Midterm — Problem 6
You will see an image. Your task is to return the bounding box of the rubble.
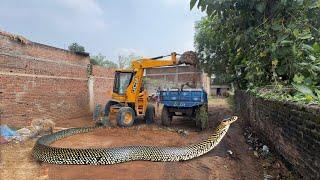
[254,151,259,158]
[263,173,273,180]
[0,125,21,142]
[0,136,8,144]
[243,126,293,179]
[177,129,189,136]
[31,118,55,137]
[244,126,269,158]
[16,128,32,141]
[0,118,55,144]
[262,145,270,156]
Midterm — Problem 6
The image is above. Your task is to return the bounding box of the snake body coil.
[32,116,237,165]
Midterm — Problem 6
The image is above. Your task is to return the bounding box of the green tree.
[68,42,85,53]
[90,53,118,68]
[192,0,320,88]
[192,0,320,103]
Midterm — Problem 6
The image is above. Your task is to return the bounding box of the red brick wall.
[145,66,202,84]
[91,65,115,110]
[235,91,320,179]
[0,34,90,127]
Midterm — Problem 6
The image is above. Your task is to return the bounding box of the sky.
[0,0,204,62]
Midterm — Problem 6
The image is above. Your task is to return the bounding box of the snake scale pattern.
[32,116,238,165]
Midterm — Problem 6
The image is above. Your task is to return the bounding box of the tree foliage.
[117,53,142,69]
[68,42,85,53]
[90,53,118,68]
[192,0,320,103]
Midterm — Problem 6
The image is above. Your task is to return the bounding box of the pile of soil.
[179,51,198,65]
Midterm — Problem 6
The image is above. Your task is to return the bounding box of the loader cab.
[113,70,134,95]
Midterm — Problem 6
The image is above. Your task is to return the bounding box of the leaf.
[276,65,286,75]
[201,2,206,12]
[277,34,289,42]
[298,62,309,66]
[304,77,313,86]
[300,34,312,40]
[312,65,320,72]
[280,0,287,5]
[293,29,300,38]
[272,59,278,67]
[292,44,297,55]
[271,23,282,31]
[270,43,277,54]
[315,89,320,98]
[309,55,316,61]
[296,0,304,6]
[280,40,293,45]
[259,51,267,57]
[292,83,315,97]
[197,0,203,9]
[298,33,312,40]
[206,5,214,16]
[235,35,241,48]
[190,0,198,10]
[256,2,266,13]
[305,94,314,102]
[293,74,304,84]
[312,42,320,52]
[302,44,314,51]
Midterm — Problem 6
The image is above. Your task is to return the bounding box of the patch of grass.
[249,86,320,105]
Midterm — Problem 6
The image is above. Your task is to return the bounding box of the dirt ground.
[0,98,293,180]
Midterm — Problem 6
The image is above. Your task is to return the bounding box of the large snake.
[32,116,238,165]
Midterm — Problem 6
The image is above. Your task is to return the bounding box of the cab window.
[113,72,133,95]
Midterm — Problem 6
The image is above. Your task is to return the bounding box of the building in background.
[210,74,230,97]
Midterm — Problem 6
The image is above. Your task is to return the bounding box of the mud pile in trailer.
[179,51,198,66]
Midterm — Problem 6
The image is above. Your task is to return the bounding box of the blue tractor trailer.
[158,89,208,130]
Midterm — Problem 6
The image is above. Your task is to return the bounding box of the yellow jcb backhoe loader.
[103,51,197,127]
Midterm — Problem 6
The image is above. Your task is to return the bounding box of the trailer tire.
[145,104,155,124]
[195,104,208,130]
[161,106,172,126]
[117,107,135,127]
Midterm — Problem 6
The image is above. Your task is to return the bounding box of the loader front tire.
[117,107,135,127]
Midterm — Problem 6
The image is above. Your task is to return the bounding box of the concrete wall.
[235,90,320,179]
[90,65,114,111]
[0,32,115,127]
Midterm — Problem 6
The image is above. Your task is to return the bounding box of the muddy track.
[1,99,292,180]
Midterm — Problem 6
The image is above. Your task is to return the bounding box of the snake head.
[221,116,238,126]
